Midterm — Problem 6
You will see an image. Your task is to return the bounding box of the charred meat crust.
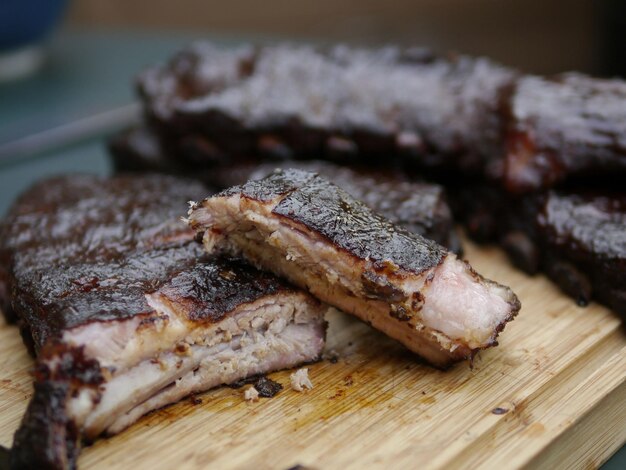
[153,257,302,322]
[212,161,462,254]
[218,169,446,276]
[538,191,626,317]
[10,381,80,470]
[11,345,103,470]
[137,43,516,170]
[10,245,199,350]
[1,174,209,348]
[503,74,626,193]
[4,174,328,469]
[253,376,283,398]
[273,181,446,277]
[130,42,626,194]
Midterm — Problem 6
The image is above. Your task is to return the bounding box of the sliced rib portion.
[189,169,520,368]
[4,175,326,470]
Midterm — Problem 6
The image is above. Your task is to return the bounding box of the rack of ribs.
[188,169,520,368]
[109,129,462,253]
[136,42,516,172]
[0,174,327,469]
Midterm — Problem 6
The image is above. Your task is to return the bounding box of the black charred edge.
[230,169,447,276]
[18,322,37,358]
[10,345,104,470]
[226,373,265,389]
[445,311,518,372]
[154,256,300,325]
[217,167,314,202]
[10,381,80,470]
[35,342,104,386]
[468,271,521,367]
[254,376,283,398]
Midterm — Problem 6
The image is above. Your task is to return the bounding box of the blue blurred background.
[0,0,67,50]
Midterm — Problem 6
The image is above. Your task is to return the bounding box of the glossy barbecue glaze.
[452,185,626,319]
[0,174,207,348]
[137,43,516,170]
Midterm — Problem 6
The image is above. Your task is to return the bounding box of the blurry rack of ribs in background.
[0,174,327,469]
[109,42,626,320]
[110,127,462,254]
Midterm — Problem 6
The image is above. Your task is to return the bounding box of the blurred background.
[67,0,626,76]
[0,0,625,211]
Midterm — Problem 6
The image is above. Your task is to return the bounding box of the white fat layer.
[62,290,315,372]
[106,321,321,434]
[67,297,326,439]
[192,194,515,354]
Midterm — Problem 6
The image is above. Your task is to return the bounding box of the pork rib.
[188,169,520,368]
[137,43,516,171]
[2,175,326,469]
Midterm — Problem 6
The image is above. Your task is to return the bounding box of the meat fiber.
[502,74,626,193]
[1,175,327,470]
[188,169,520,368]
[137,42,516,171]
[109,128,462,253]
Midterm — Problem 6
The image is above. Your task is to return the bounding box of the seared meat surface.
[189,169,520,368]
[502,74,626,193]
[137,42,516,170]
[210,161,462,254]
[1,175,327,469]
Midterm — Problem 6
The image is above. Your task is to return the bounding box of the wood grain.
[0,239,624,469]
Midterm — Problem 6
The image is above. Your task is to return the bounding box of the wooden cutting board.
[1,239,624,469]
